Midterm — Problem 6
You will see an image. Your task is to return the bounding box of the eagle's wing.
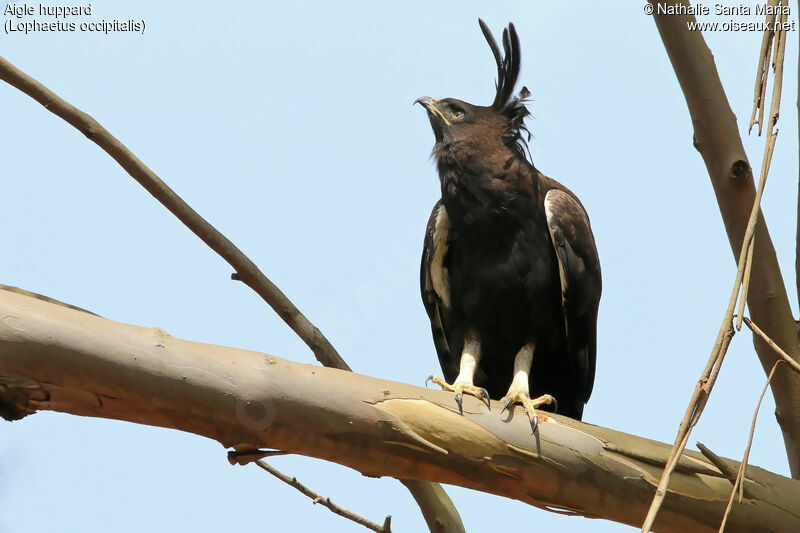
[420,201,458,382]
[544,189,602,410]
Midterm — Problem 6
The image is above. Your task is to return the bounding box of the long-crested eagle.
[416,20,601,425]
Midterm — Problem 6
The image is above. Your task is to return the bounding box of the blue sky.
[1,2,798,531]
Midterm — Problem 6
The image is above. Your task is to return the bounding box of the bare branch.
[2,290,800,532]
[253,460,392,533]
[719,360,785,533]
[399,479,465,533]
[736,239,755,331]
[766,7,788,135]
[696,443,749,492]
[0,55,466,532]
[0,54,348,372]
[643,1,794,528]
[796,0,800,313]
[228,449,399,533]
[743,317,800,375]
[736,239,754,331]
[748,0,778,135]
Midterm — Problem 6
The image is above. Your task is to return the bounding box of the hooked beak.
[414,96,451,126]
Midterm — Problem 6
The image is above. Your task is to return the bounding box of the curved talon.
[501,396,514,414]
[501,391,554,431]
[425,375,488,413]
[551,396,559,414]
[480,388,490,409]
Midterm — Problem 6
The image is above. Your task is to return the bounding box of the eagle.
[416,20,601,425]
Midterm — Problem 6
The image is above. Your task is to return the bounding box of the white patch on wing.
[431,204,452,308]
[544,190,570,306]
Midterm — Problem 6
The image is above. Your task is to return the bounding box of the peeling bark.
[1,291,799,532]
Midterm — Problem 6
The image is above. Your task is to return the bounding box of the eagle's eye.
[452,108,465,120]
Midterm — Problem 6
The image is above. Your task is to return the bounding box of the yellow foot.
[500,392,557,431]
[425,375,490,413]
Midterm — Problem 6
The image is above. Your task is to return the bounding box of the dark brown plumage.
[417,20,601,422]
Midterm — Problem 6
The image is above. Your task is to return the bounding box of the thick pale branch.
[650,0,800,479]
[1,291,799,532]
[0,55,464,532]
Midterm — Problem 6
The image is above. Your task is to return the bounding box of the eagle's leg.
[426,331,490,413]
[500,343,555,431]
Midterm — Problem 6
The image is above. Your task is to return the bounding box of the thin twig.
[739,3,786,331]
[718,360,785,532]
[748,0,778,135]
[742,317,800,375]
[254,460,392,533]
[703,312,800,530]
[641,7,787,530]
[736,239,754,330]
[0,55,349,372]
[767,7,788,130]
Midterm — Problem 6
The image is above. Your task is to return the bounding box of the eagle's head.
[416,20,531,165]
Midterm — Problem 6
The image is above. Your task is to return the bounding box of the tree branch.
[644,6,791,527]
[743,317,800,375]
[650,0,800,480]
[796,0,800,315]
[748,0,778,135]
[0,55,465,532]
[0,54,347,372]
[252,459,392,533]
[2,291,800,532]
[719,360,785,532]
